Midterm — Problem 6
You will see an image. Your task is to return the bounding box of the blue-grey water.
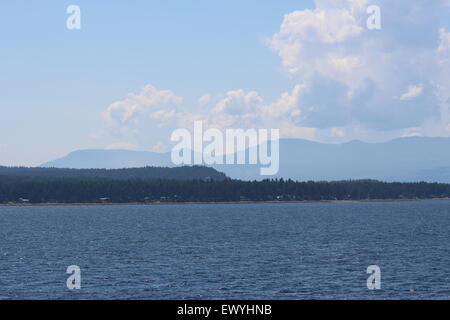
[0,201,449,300]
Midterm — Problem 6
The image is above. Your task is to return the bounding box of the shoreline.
[1,198,450,207]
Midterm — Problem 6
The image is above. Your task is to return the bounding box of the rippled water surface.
[0,201,449,299]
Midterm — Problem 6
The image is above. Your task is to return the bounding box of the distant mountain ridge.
[41,149,170,169]
[40,137,450,182]
[0,166,227,181]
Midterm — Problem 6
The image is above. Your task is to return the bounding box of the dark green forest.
[1,166,450,203]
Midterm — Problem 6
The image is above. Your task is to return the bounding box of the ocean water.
[0,201,449,300]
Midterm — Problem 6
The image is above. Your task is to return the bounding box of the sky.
[1,0,450,166]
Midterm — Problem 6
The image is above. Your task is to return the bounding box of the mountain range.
[0,166,227,181]
[41,137,450,182]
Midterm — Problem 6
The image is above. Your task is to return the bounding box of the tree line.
[1,175,450,204]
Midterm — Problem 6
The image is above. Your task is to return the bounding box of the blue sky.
[1,0,450,166]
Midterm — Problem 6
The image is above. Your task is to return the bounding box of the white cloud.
[150,142,168,153]
[269,1,365,75]
[402,130,422,138]
[279,8,363,44]
[212,90,263,115]
[264,85,304,119]
[400,85,423,101]
[331,128,346,137]
[100,1,450,148]
[150,109,178,120]
[438,28,450,62]
[268,0,450,134]
[102,85,182,129]
[198,93,212,106]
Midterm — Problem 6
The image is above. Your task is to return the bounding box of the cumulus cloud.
[269,0,450,133]
[150,142,168,153]
[107,84,315,141]
[270,2,364,75]
[402,129,422,138]
[198,93,212,106]
[331,127,346,137]
[400,85,423,101]
[195,86,316,139]
[438,28,450,56]
[101,0,450,148]
[102,85,182,131]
